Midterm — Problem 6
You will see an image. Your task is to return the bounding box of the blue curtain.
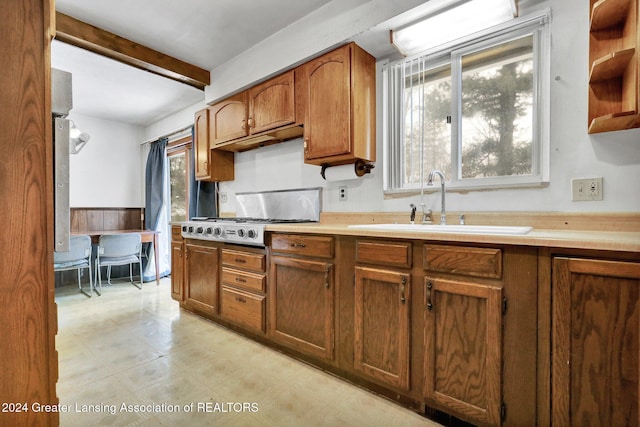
[188,127,217,219]
[144,137,170,280]
[145,137,168,230]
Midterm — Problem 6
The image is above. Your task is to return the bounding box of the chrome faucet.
[427,170,446,225]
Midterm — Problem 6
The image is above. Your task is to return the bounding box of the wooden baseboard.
[71,207,144,232]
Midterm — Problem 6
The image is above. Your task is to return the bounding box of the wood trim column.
[0,0,58,425]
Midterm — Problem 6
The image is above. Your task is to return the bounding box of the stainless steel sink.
[347,223,533,235]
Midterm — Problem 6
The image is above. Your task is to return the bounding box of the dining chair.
[95,233,143,295]
[54,234,93,297]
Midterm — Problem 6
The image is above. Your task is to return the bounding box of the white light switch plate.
[571,177,603,201]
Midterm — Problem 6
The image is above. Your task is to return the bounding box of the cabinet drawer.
[270,234,334,258]
[171,225,183,241]
[222,268,266,293]
[424,244,502,279]
[221,249,265,272]
[220,286,265,333]
[356,240,412,269]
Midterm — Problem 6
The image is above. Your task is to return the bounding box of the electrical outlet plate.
[339,185,347,201]
[220,192,228,203]
[571,177,603,201]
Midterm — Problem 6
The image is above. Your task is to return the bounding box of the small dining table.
[77,229,160,284]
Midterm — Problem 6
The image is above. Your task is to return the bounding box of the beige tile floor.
[55,277,439,427]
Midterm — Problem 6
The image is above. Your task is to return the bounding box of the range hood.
[213,124,303,152]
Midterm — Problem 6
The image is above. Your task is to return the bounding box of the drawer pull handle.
[401,276,406,304]
[235,258,246,263]
[235,277,247,283]
[426,281,433,311]
[324,264,332,289]
[235,296,246,303]
[290,243,306,248]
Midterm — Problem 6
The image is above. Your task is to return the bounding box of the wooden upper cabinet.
[210,92,249,145]
[304,45,351,161]
[248,70,296,134]
[210,70,303,152]
[193,107,234,182]
[194,108,210,179]
[588,0,640,133]
[303,42,376,166]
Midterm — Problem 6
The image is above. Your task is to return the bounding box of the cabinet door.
[248,70,295,134]
[354,267,410,390]
[171,241,184,301]
[210,92,248,145]
[303,44,351,160]
[194,108,210,179]
[269,255,334,360]
[552,257,639,426]
[424,278,503,426]
[184,243,219,315]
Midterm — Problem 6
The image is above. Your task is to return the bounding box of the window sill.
[384,179,549,198]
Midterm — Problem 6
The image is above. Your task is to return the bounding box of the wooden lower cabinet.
[220,286,265,332]
[170,225,184,302]
[184,242,219,315]
[354,266,410,390]
[269,255,334,360]
[171,241,184,301]
[219,246,267,333]
[174,234,543,426]
[423,277,503,426]
[552,257,640,426]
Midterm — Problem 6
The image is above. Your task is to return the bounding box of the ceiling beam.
[54,12,210,90]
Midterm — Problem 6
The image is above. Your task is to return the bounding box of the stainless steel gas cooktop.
[181,188,321,247]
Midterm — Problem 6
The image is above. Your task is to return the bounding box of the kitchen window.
[167,137,192,222]
[383,11,550,193]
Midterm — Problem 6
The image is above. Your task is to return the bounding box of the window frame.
[166,135,192,223]
[383,10,550,195]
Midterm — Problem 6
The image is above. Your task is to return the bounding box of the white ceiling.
[53,0,335,126]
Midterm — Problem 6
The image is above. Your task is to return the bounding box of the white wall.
[205,0,426,102]
[156,0,640,215]
[143,100,207,141]
[68,112,144,207]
